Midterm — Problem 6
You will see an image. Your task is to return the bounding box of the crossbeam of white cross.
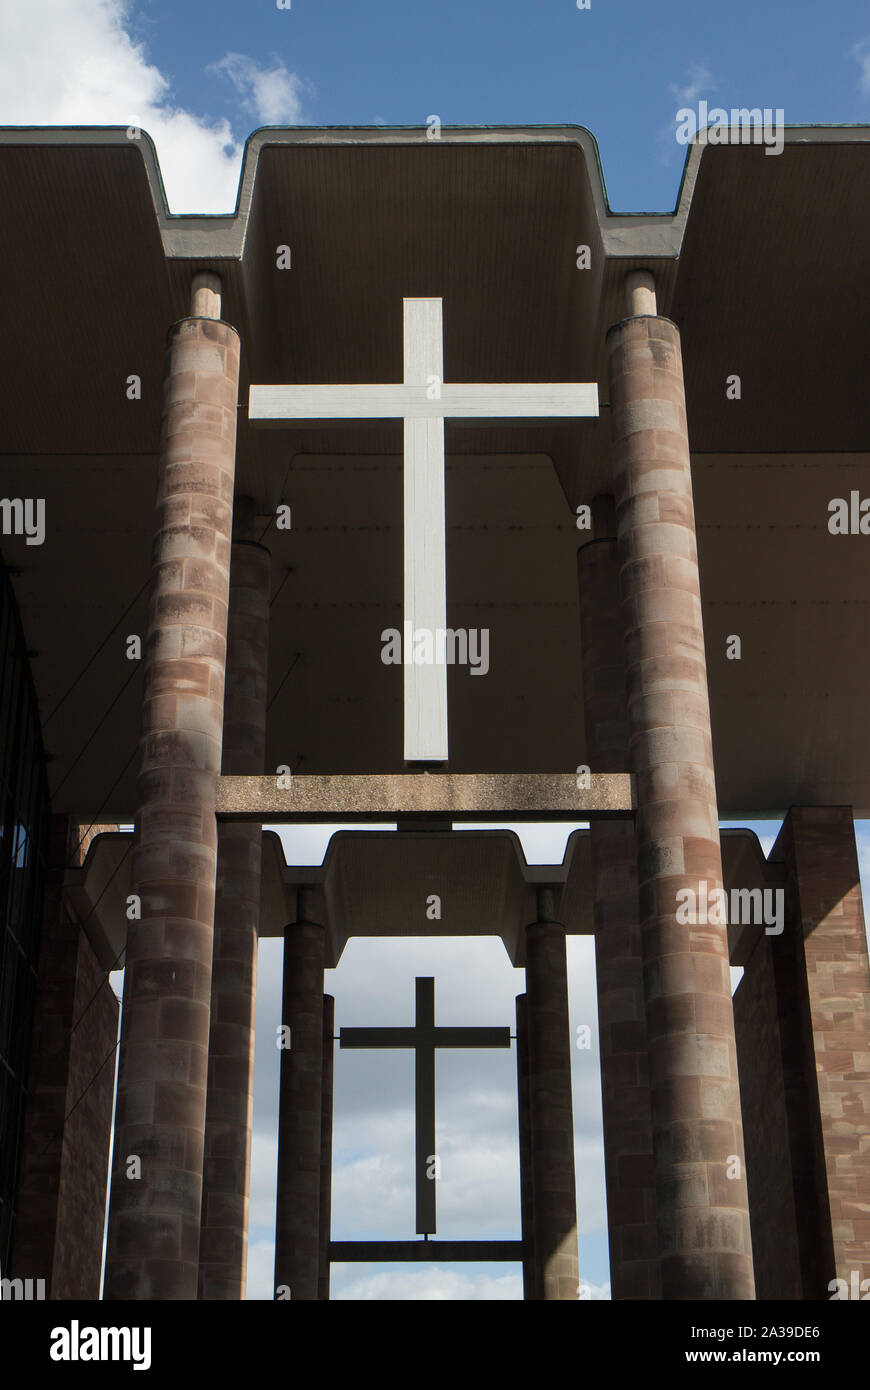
[249,299,598,762]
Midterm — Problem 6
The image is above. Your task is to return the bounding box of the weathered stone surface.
[736,808,870,1297]
[104,313,240,1301]
[607,312,754,1300]
[216,771,635,820]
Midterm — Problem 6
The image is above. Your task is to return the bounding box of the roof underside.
[0,125,867,818]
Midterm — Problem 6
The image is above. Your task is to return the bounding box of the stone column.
[10,816,118,1298]
[515,993,537,1299]
[734,810,870,1298]
[773,808,870,1295]
[104,273,240,1301]
[606,269,754,1299]
[318,994,335,1301]
[732,929,805,1298]
[578,504,659,1300]
[274,891,326,1301]
[198,536,270,1300]
[524,888,579,1300]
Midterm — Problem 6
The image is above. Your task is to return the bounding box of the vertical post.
[578,503,659,1299]
[10,817,118,1298]
[515,993,537,1299]
[775,808,870,1295]
[606,270,754,1299]
[415,977,436,1234]
[525,887,579,1300]
[403,299,447,763]
[104,272,239,1300]
[733,810,870,1299]
[732,931,805,1297]
[198,535,270,1300]
[274,890,326,1300]
[318,994,335,1301]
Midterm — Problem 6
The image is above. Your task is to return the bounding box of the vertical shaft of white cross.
[248,297,598,764]
[403,299,448,762]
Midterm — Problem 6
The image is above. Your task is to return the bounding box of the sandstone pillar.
[198,537,270,1300]
[578,507,658,1299]
[318,994,335,1301]
[606,270,754,1299]
[733,927,805,1298]
[104,273,240,1300]
[274,893,326,1300]
[525,889,579,1299]
[767,808,869,1296]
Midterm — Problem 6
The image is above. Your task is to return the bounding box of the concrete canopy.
[69,823,767,969]
[0,124,867,818]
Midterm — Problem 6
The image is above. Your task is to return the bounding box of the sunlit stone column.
[606,270,754,1299]
[525,888,579,1300]
[198,533,270,1300]
[104,272,240,1300]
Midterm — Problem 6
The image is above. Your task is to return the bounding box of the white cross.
[249,299,599,763]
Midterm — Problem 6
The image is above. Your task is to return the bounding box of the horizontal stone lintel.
[329,1240,525,1263]
[215,773,635,821]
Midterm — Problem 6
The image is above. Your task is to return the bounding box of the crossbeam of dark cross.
[339,976,511,1235]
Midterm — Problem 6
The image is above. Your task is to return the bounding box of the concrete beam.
[215,772,635,821]
[720,828,786,967]
[329,1240,524,1262]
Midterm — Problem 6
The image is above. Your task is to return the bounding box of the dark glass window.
[0,560,49,1273]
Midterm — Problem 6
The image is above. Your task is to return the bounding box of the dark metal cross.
[339,976,511,1234]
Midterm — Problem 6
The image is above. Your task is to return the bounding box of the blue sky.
[130,0,870,210]
[2,1,868,213]
[4,0,868,1303]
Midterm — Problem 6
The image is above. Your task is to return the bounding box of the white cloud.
[331,1265,522,1301]
[853,38,870,93]
[581,1278,611,1301]
[657,64,717,166]
[328,1266,610,1301]
[0,0,309,212]
[668,63,716,107]
[211,53,308,126]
